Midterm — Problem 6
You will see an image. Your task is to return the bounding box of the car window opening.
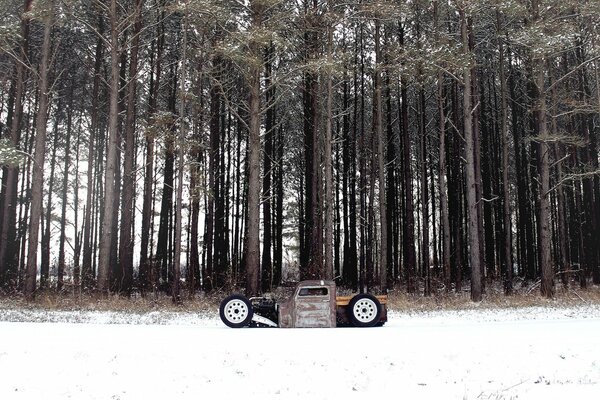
[298,287,328,297]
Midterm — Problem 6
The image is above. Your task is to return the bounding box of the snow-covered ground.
[1,306,599,399]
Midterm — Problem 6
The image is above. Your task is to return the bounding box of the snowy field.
[1,306,599,399]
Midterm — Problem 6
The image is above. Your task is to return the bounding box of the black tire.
[347,294,381,328]
[219,294,254,328]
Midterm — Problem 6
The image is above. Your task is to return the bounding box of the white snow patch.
[1,306,599,399]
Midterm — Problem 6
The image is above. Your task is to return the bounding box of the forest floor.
[0,279,599,317]
[0,283,599,399]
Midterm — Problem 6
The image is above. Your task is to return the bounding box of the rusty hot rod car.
[219,280,387,328]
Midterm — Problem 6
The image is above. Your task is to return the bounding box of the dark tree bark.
[342,27,358,289]
[302,0,323,281]
[155,70,177,291]
[118,0,144,295]
[41,109,61,289]
[531,0,554,298]
[97,0,122,294]
[261,45,277,292]
[549,71,569,288]
[273,124,284,287]
[358,21,367,292]
[72,97,83,291]
[374,19,388,291]
[214,103,229,288]
[25,3,54,298]
[244,0,263,296]
[497,10,513,294]
[324,15,334,282]
[139,6,164,294]
[188,66,204,295]
[0,0,32,290]
[172,12,188,304]
[261,44,274,292]
[460,6,482,302]
[204,75,217,290]
[58,86,75,291]
[82,14,104,290]
[383,28,398,287]
[419,87,429,296]
[17,108,35,290]
[399,21,417,294]
[435,0,451,292]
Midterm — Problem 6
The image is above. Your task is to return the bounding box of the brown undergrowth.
[386,280,600,312]
[0,280,599,314]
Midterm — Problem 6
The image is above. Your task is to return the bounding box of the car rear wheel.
[348,294,381,327]
[220,294,254,328]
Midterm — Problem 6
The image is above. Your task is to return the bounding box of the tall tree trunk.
[497,10,513,294]
[97,0,121,294]
[399,20,417,293]
[324,13,334,281]
[383,28,397,287]
[358,22,367,292]
[155,70,177,291]
[261,45,274,291]
[214,105,229,288]
[139,7,164,294]
[593,47,600,285]
[72,109,83,290]
[172,12,187,303]
[204,52,219,291]
[549,71,569,287]
[41,111,60,288]
[232,107,242,284]
[435,1,451,292]
[273,124,284,286]
[468,19,485,289]
[301,23,313,273]
[531,0,553,298]
[342,28,358,289]
[17,111,35,290]
[0,0,32,290]
[303,0,323,280]
[25,3,54,298]
[82,15,104,290]
[574,40,598,288]
[188,68,204,295]
[374,20,387,291]
[419,87,429,296]
[118,0,143,295]
[58,87,75,291]
[460,6,482,302]
[245,0,263,296]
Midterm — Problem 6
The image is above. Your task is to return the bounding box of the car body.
[219,280,388,328]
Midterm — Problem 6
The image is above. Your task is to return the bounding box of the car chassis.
[219,280,387,328]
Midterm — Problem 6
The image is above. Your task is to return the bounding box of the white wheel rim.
[353,298,377,323]
[224,299,249,324]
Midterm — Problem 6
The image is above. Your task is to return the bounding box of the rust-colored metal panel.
[278,281,336,328]
[277,281,387,328]
[293,281,336,328]
[278,300,293,328]
[336,295,388,306]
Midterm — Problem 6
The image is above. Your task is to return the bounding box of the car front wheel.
[219,294,254,328]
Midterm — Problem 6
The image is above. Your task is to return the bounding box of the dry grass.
[386,281,600,313]
[0,289,224,313]
[1,281,599,314]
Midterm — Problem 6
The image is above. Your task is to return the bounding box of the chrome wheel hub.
[353,298,377,323]
[224,299,249,323]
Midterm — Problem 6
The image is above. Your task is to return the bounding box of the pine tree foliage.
[0,0,598,299]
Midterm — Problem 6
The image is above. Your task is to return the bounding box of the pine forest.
[0,0,599,303]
